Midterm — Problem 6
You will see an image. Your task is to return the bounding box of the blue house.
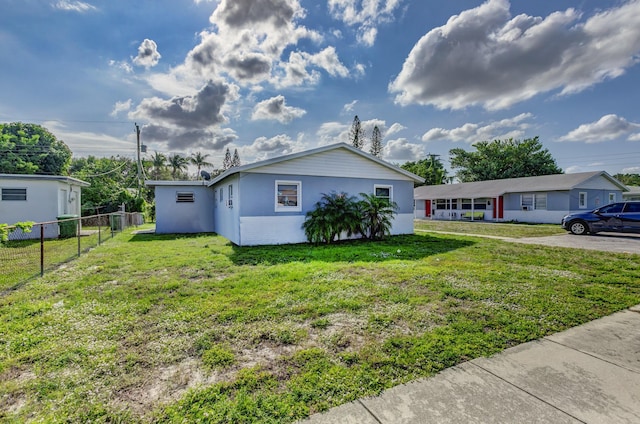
[414,171,628,224]
[147,143,424,245]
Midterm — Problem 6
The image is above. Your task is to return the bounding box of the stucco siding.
[252,149,415,181]
[507,210,567,224]
[568,188,623,210]
[575,175,622,191]
[239,215,307,246]
[212,174,240,244]
[154,186,214,234]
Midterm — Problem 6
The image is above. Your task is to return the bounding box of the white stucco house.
[0,173,90,238]
[147,143,424,246]
[414,171,628,224]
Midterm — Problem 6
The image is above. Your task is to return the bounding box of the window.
[220,187,223,203]
[435,199,457,209]
[1,188,27,201]
[176,191,195,203]
[521,193,547,210]
[579,192,587,208]
[609,193,616,203]
[461,199,472,210]
[625,202,640,213]
[374,185,392,201]
[228,184,233,199]
[275,181,301,212]
[473,199,487,210]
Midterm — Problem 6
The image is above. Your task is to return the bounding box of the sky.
[1,0,640,177]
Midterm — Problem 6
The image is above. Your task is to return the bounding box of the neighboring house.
[414,171,627,224]
[147,143,424,246]
[0,173,90,238]
[623,186,640,201]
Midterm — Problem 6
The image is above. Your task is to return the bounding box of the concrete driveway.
[508,232,640,254]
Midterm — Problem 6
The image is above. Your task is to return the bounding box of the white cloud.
[383,138,425,162]
[110,99,132,117]
[109,60,133,74]
[43,121,135,157]
[386,123,406,137]
[53,1,97,12]
[316,121,349,145]
[390,0,640,110]
[421,113,532,143]
[238,133,308,162]
[558,114,640,143]
[621,166,640,173]
[342,100,358,113]
[133,39,161,69]
[328,0,403,46]
[251,95,306,123]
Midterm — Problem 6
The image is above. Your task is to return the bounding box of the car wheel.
[569,220,588,235]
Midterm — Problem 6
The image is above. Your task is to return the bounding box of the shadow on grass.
[127,232,217,242]
[229,234,475,265]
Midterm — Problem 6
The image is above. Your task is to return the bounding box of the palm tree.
[168,154,189,180]
[358,193,398,240]
[149,151,167,180]
[190,152,213,179]
[302,192,361,244]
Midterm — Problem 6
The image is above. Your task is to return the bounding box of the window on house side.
[275,181,301,212]
[176,191,195,203]
[1,188,27,201]
[374,185,392,201]
[609,193,616,203]
[579,192,587,208]
[228,184,233,199]
[534,194,547,210]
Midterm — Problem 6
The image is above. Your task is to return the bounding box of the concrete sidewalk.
[301,305,640,424]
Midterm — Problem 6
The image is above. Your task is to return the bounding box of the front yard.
[1,224,639,422]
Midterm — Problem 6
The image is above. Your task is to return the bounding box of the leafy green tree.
[70,156,146,214]
[0,122,72,175]
[358,193,398,240]
[302,192,362,244]
[231,149,241,167]
[190,151,213,179]
[614,173,640,186]
[369,125,382,158]
[168,154,189,180]
[349,115,364,149]
[449,137,562,182]
[222,148,232,170]
[401,154,447,186]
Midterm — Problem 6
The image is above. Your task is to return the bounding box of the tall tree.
[401,154,448,186]
[369,125,382,158]
[168,154,189,180]
[614,173,640,186]
[0,122,72,175]
[449,137,562,183]
[222,148,232,170]
[149,151,168,180]
[190,151,212,179]
[231,149,241,167]
[348,115,364,149]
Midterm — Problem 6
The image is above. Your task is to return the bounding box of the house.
[147,143,424,246]
[414,171,628,224]
[0,173,90,238]
[623,186,640,201]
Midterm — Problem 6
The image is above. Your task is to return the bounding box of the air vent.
[176,192,195,203]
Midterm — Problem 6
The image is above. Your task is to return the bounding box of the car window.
[624,203,640,213]
[598,203,624,213]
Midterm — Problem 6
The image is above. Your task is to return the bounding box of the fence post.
[77,217,81,257]
[98,215,102,245]
[40,224,44,277]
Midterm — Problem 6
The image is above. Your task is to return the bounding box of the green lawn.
[414,219,566,238]
[1,227,638,423]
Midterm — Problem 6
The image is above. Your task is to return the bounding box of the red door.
[425,200,431,217]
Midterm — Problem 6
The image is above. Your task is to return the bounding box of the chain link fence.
[0,212,144,293]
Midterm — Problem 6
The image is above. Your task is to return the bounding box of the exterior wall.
[232,173,415,246]
[154,185,214,234]
[1,179,84,239]
[567,188,623,210]
[211,174,240,244]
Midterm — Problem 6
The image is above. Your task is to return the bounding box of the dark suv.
[561,201,640,235]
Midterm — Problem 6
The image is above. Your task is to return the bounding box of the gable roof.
[0,173,90,187]
[207,143,425,186]
[414,171,627,199]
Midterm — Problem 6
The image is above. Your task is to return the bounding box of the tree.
[149,151,168,180]
[222,148,232,170]
[168,154,189,180]
[348,115,364,149]
[401,154,447,186]
[0,122,72,175]
[231,149,241,167]
[449,137,562,182]
[358,193,398,240]
[369,125,382,158]
[302,192,362,244]
[190,151,212,179]
[614,173,640,186]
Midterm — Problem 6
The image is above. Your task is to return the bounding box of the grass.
[1,225,638,423]
[414,219,566,238]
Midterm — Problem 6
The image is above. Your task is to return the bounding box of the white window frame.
[534,193,547,210]
[275,180,302,212]
[579,192,587,209]
[520,193,547,210]
[1,188,27,201]
[608,193,616,203]
[374,184,393,201]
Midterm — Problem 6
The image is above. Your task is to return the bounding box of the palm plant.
[168,154,189,180]
[149,151,167,180]
[190,152,213,179]
[358,193,398,240]
[302,192,361,244]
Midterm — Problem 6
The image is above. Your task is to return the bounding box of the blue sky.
[1,0,639,177]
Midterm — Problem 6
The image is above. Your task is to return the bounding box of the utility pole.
[135,123,142,198]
